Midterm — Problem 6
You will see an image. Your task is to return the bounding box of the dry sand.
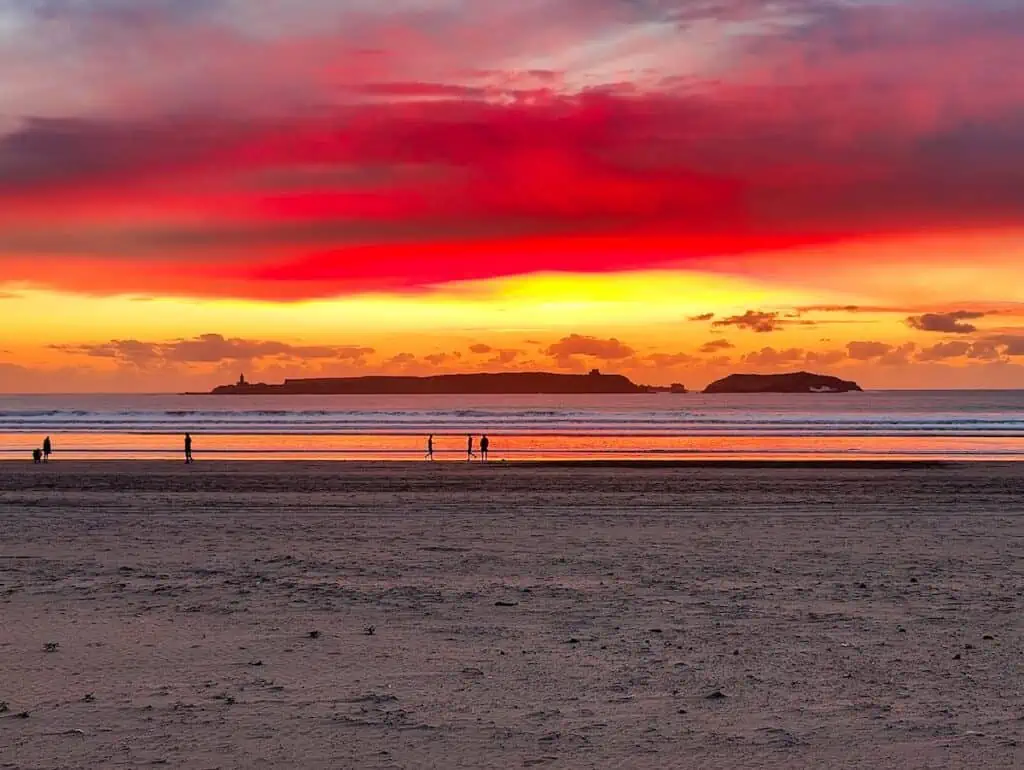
[1,461,1022,769]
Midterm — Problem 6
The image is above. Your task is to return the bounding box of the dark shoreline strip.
[1,458,953,468]
[515,460,950,469]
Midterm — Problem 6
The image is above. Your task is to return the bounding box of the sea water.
[1,391,1023,460]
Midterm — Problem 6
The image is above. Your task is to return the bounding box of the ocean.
[2,390,1024,460]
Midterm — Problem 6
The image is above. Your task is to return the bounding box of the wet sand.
[1,461,1022,768]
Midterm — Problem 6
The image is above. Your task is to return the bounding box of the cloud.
[645,352,699,367]
[846,341,893,361]
[699,338,734,353]
[906,311,986,334]
[469,344,493,354]
[917,341,972,361]
[57,339,163,366]
[916,337,1019,362]
[0,2,1022,298]
[977,335,1024,357]
[688,313,715,322]
[741,346,806,366]
[713,310,783,333]
[54,334,374,367]
[424,351,461,366]
[879,343,917,366]
[487,349,522,365]
[545,334,635,361]
[795,304,905,314]
[965,339,1005,361]
[797,305,866,313]
[804,349,845,366]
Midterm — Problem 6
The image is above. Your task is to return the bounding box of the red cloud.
[0,2,1021,299]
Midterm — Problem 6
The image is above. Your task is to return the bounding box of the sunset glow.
[2,1,1024,391]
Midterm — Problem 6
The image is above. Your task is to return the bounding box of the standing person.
[466,434,475,462]
[426,434,434,461]
[32,448,42,464]
[184,433,193,464]
[480,434,490,462]
[42,436,52,463]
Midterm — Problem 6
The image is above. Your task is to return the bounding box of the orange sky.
[2,1,1024,391]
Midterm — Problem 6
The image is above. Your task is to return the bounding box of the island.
[703,371,862,394]
[198,369,656,395]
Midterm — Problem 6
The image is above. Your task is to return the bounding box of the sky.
[1,0,1023,392]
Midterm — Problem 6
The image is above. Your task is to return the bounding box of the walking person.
[42,436,52,463]
[426,434,434,461]
[184,433,194,464]
[466,434,475,462]
[480,434,489,462]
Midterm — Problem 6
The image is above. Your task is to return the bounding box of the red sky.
[1,0,1024,391]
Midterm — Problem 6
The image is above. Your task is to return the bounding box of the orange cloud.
[907,311,986,334]
[53,334,374,367]
[545,334,635,363]
[700,339,735,353]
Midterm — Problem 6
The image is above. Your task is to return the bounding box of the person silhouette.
[466,434,475,462]
[184,433,193,464]
[480,434,489,462]
[32,447,42,464]
[42,436,52,463]
[426,434,434,461]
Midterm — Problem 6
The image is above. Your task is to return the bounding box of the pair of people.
[469,434,490,462]
[424,434,491,461]
[32,436,52,463]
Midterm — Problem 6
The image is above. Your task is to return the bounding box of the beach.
[1,461,1022,769]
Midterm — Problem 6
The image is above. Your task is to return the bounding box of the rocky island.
[200,369,652,395]
[703,371,863,394]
